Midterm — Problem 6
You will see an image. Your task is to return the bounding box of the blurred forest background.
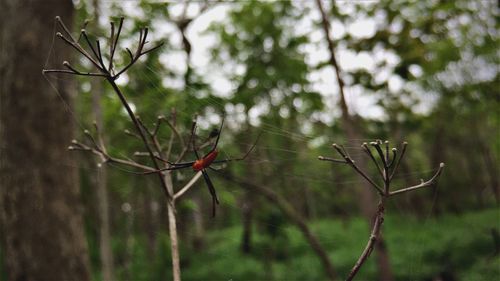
[1,0,499,281]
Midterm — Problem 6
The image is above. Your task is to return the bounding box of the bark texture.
[0,1,90,280]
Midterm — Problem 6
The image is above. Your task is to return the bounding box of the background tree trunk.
[0,1,91,280]
[90,0,115,279]
[315,1,393,279]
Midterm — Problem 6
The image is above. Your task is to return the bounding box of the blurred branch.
[68,137,154,172]
[216,170,338,281]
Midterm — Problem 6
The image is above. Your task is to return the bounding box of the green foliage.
[63,1,500,281]
[90,208,498,281]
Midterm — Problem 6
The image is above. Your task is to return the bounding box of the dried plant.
[319,140,444,281]
[43,17,206,281]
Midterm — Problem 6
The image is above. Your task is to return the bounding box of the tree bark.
[90,0,115,279]
[481,144,499,204]
[240,194,254,254]
[0,1,91,280]
[315,1,393,280]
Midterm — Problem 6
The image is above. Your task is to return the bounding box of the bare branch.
[332,144,384,195]
[83,129,102,153]
[80,30,101,66]
[55,32,104,71]
[141,41,165,55]
[387,148,397,168]
[95,39,106,68]
[112,28,164,79]
[362,142,384,177]
[109,17,124,73]
[42,69,107,77]
[124,129,141,141]
[136,117,153,137]
[55,16,76,42]
[317,156,346,163]
[346,201,385,281]
[370,141,387,169]
[173,171,203,200]
[389,163,445,197]
[385,141,390,165]
[152,115,164,137]
[389,141,408,181]
[69,139,155,172]
[93,121,107,154]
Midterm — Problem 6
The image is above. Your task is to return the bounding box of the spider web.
[39,7,455,281]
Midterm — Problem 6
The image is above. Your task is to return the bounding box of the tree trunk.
[240,190,254,254]
[0,1,91,280]
[315,1,393,279]
[90,0,115,279]
[237,130,258,254]
[476,133,499,204]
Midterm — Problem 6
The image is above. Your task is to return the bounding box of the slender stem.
[110,18,124,71]
[333,144,384,194]
[106,78,170,198]
[387,148,397,168]
[174,171,203,200]
[95,40,106,68]
[69,141,155,172]
[390,142,407,181]
[55,16,76,42]
[318,156,347,163]
[385,141,390,165]
[346,200,385,281]
[167,200,181,281]
[81,30,101,65]
[389,163,445,197]
[43,69,107,77]
[371,142,387,169]
[56,32,103,71]
[362,143,384,178]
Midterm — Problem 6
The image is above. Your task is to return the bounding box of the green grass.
[180,208,500,281]
[89,207,499,281]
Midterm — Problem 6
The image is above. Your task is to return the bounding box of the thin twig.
[333,144,384,194]
[56,32,104,71]
[174,171,203,200]
[361,143,384,178]
[389,163,445,197]
[42,69,107,77]
[69,140,155,172]
[389,142,408,181]
[55,16,76,42]
[346,201,385,281]
[371,141,387,169]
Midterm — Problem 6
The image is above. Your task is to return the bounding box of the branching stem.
[319,140,444,281]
